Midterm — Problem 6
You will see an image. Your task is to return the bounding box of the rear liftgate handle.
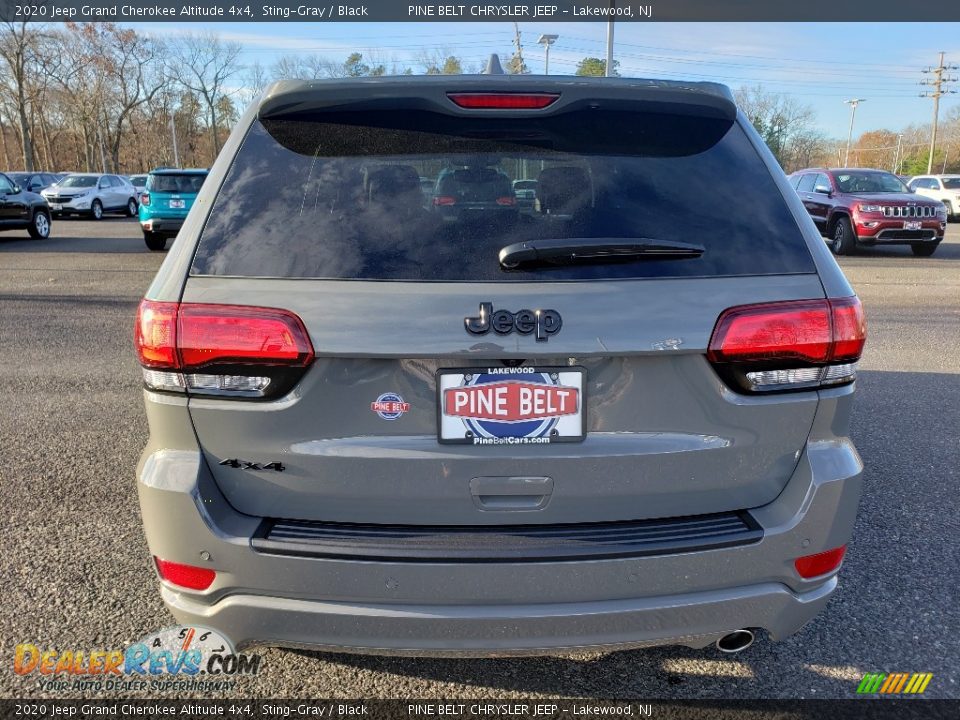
[469,476,554,512]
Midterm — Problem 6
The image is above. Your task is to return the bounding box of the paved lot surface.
[1,219,958,700]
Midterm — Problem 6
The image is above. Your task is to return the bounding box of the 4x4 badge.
[465,302,562,341]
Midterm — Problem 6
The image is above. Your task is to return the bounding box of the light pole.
[537,34,558,75]
[605,2,616,77]
[843,98,866,168]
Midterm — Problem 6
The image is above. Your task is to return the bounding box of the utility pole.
[170,112,180,167]
[893,133,903,174]
[605,1,616,77]
[920,52,958,174]
[512,22,525,74]
[843,99,866,168]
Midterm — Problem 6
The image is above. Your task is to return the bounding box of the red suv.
[789,168,946,256]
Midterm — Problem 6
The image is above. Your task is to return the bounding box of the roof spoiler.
[258,76,737,124]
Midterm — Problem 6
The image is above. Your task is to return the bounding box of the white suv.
[908,175,960,220]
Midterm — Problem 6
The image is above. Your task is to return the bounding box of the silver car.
[42,173,138,219]
[135,73,866,656]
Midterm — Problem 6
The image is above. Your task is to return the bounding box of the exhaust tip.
[716,629,755,654]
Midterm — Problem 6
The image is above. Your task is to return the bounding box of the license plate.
[51,204,62,211]
[437,367,585,445]
[904,220,922,230]
[169,199,185,209]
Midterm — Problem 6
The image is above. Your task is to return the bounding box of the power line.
[920,52,958,173]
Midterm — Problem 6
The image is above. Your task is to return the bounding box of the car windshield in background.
[7,173,28,185]
[192,110,814,282]
[131,175,148,185]
[148,174,205,193]
[942,178,960,189]
[834,171,908,193]
[59,176,97,188]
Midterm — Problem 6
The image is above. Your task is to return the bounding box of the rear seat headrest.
[366,165,422,204]
[537,166,592,215]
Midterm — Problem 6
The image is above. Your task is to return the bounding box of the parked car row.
[0,168,208,248]
[788,167,950,256]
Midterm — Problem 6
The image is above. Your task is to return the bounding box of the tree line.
[2,22,958,176]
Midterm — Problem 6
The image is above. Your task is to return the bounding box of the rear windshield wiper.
[498,238,704,270]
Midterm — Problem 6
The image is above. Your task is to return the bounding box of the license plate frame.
[169,199,185,209]
[51,203,62,211]
[904,220,922,231]
[437,366,586,445]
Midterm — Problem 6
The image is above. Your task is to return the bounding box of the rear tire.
[91,200,103,220]
[126,198,138,217]
[830,216,856,255]
[911,242,939,257]
[28,209,51,239]
[144,232,167,252]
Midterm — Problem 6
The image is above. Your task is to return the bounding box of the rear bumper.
[140,216,184,236]
[163,578,836,656]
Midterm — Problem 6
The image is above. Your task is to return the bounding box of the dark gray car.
[135,74,866,656]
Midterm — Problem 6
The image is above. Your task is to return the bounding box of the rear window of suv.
[148,173,206,194]
[191,108,815,281]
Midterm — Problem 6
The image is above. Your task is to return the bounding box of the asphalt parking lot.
[1,218,958,700]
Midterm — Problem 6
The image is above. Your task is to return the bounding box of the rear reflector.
[154,557,216,590]
[708,297,866,392]
[447,92,560,109]
[794,545,847,579]
[496,196,517,206]
[432,195,456,206]
[135,300,314,399]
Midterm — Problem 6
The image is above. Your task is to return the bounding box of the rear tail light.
[496,196,517,206]
[433,195,456,206]
[135,300,314,399]
[794,545,847,579]
[140,191,150,206]
[447,92,560,109]
[154,557,216,591]
[708,297,865,393]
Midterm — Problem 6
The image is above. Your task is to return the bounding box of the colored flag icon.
[857,672,932,694]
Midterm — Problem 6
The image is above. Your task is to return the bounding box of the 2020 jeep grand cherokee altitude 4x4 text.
[135,74,866,656]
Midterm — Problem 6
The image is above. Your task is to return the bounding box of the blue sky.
[128,21,960,138]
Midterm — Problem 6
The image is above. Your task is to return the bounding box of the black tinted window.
[148,173,206,193]
[192,111,814,281]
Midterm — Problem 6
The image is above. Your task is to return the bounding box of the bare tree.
[171,32,242,161]
[735,85,818,169]
[0,22,43,170]
[415,48,464,75]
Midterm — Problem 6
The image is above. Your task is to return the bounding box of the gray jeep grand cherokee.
[135,74,866,656]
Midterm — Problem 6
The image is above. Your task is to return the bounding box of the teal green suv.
[138,169,207,251]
